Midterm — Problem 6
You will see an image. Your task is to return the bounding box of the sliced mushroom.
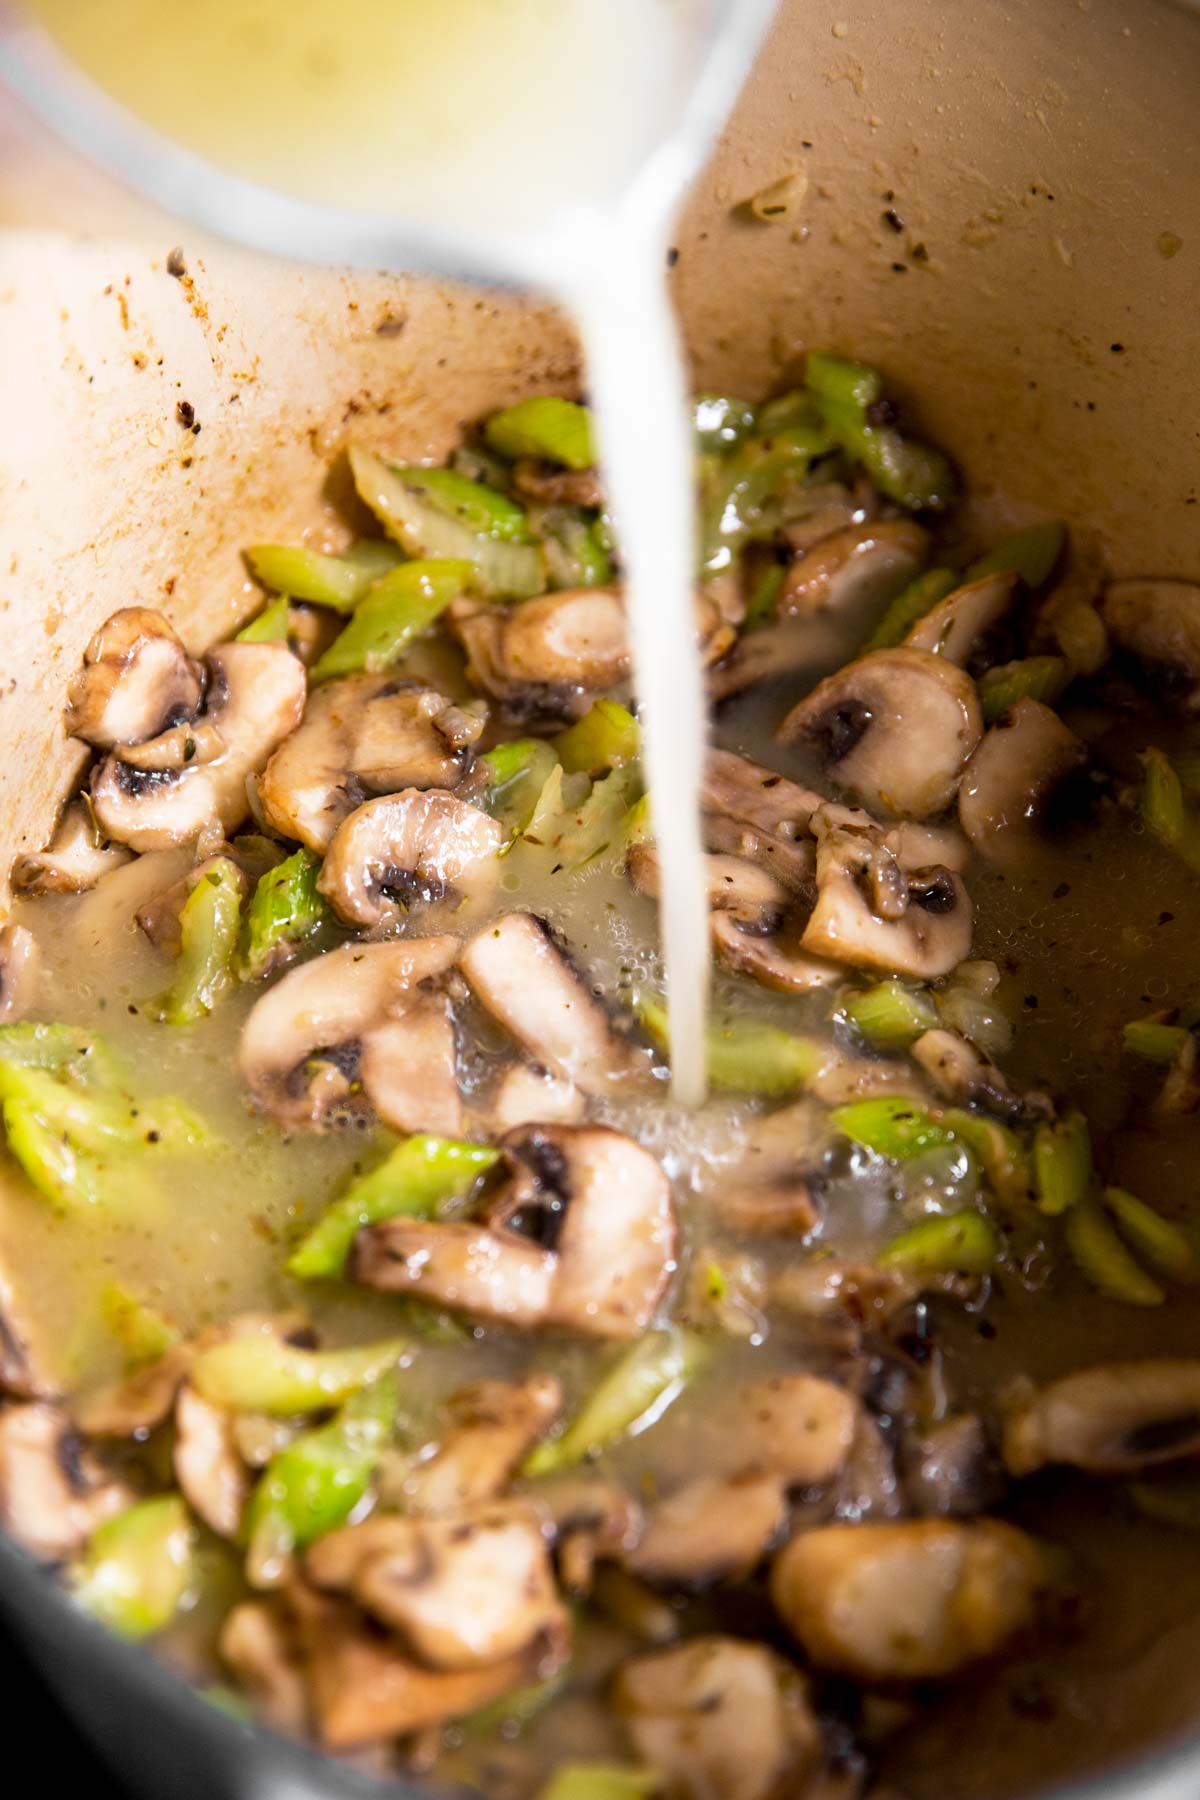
[459,913,639,1093]
[288,1582,544,1751]
[801,811,972,979]
[66,607,203,748]
[712,911,844,994]
[358,989,464,1137]
[731,1374,859,1483]
[779,647,982,820]
[702,749,824,837]
[1099,578,1200,702]
[0,1257,56,1399]
[317,790,503,928]
[628,1471,788,1586]
[902,1413,1003,1518]
[486,1062,586,1132]
[695,1099,830,1239]
[310,1500,569,1672]
[613,1637,821,1800]
[1003,1360,1200,1476]
[780,520,929,619]
[404,1373,563,1516]
[0,1401,132,1561]
[453,587,630,713]
[12,799,133,895]
[512,460,604,509]
[174,1382,250,1539]
[0,924,38,1024]
[528,1475,643,1593]
[259,676,479,852]
[92,642,306,850]
[911,1029,1027,1123]
[629,842,791,924]
[118,718,226,774]
[238,937,459,1131]
[904,570,1018,666]
[958,698,1085,865]
[703,810,817,890]
[219,1601,310,1738]
[73,1342,195,1438]
[353,1123,676,1339]
[770,1518,1048,1681]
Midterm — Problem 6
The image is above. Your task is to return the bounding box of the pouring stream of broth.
[15,0,756,1102]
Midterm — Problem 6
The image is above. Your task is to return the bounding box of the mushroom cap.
[780,519,930,619]
[12,798,133,895]
[318,789,503,927]
[173,1381,249,1540]
[259,675,476,853]
[0,1400,133,1561]
[1003,1360,1200,1476]
[238,936,458,1128]
[629,842,790,920]
[403,1373,564,1516]
[712,912,844,992]
[701,749,824,838]
[800,812,972,980]
[628,1471,788,1585]
[778,646,983,820]
[455,586,630,704]
[92,641,306,850]
[958,697,1086,864]
[904,569,1018,666]
[1100,578,1200,695]
[66,606,203,748]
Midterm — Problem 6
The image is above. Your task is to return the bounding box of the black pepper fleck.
[882,207,904,233]
[1052,881,1070,899]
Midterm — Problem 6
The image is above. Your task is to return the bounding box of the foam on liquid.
[24,0,715,1100]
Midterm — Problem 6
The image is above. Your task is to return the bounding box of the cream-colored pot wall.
[0,0,1197,903]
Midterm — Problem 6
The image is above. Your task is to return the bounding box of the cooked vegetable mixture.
[3,355,1200,1799]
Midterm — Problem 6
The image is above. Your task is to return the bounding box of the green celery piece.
[244,1371,398,1563]
[310,557,474,684]
[699,426,833,576]
[1033,1110,1091,1216]
[553,700,639,776]
[1123,1018,1191,1064]
[1103,1187,1200,1285]
[1142,748,1200,875]
[451,440,517,491]
[635,994,826,1097]
[940,1109,1033,1209]
[485,396,596,471]
[0,1062,201,1155]
[743,562,786,630]
[149,858,243,1026]
[288,1134,501,1279]
[863,567,958,651]
[538,1769,658,1800]
[73,1497,196,1640]
[461,1671,569,1740]
[1,1099,108,1209]
[967,522,1066,589]
[540,509,614,590]
[99,1282,181,1368]
[235,594,291,643]
[1066,1198,1164,1307]
[190,1331,407,1416]
[478,739,562,844]
[245,540,402,611]
[805,351,956,511]
[878,1209,998,1275]
[0,1021,120,1084]
[978,656,1069,724]
[242,848,328,979]
[622,793,653,849]
[843,980,938,1050]
[524,1327,707,1476]
[555,765,645,870]
[833,1096,957,1161]
[692,393,756,453]
[349,446,544,598]
[399,467,533,542]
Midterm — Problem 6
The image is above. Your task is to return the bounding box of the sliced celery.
[862,567,958,652]
[235,594,291,643]
[553,699,640,775]
[99,1282,181,1368]
[692,393,756,453]
[1103,1187,1200,1285]
[246,540,402,611]
[349,446,544,597]
[242,848,328,979]
[967,522,1066,589]
[843,980,938,1050]
[555,765,645,869]
[540,509,614,590]
[940,1109,1033,1209]
[833,1097,957,1161]
[149,859,243,1026]
[288,1134,500,1279]
[1142,748,1200,876]
[805,352,956,512]
[878,1209,998,1275]
[1033,1111,1091,1216]
[73,1497,196,1640]
[1123,1019,1191,1064]
[244,1371,398,1564]
[635,993,826,1096]
[485,396,596,471]
[190,1332,406,1416]
[1066,1198,1164,1306]
[310,557,474,683]
[478,739,562,844]
[398,467,533,542]
[524,1327,707,1476]
[979,656,1069,724]
[538,1768,658,1800]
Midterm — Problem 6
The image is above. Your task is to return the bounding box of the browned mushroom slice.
[527,1475,643,1593]
[702,748,824,837]
[0,1401,133,1561]
[117,718,227,774]
[92,642,306,850]
[958,697,1085,865]
[770,1518,1048,1681]
[453,587,630,711]
[511,460,604,509]
[779,647,982,820]
[903,1413,1003,1518]
[1002,1360,1200,1476]
[259,675,479,852]
[732,1374,859,1482]
[12,799,133,895]
[613,1637,821,1800]
[459,912,639,1093]
[628,1471,788,1585]
[711,911,843,994]
[780,519,930,619]
[486,1062,586,1132]
[629,842,790,923]
[219,1601,310,1737]
[912,1028,1027,1123]
[174,1382,250,1539]
[703,810,817,889]
[404,1373,563,1515]
[238,937,459,1131]
[904,570,1018,665]
[66,607,204,749]
[0,924,37,1024]
[353,1123,676,1340]
[1099,578,1200,701]
[317,790,503,927]
[73,1341,195,1438]
[801,812,972,980]
[311,1500,569,1672]
[357,990,464,1137]
[288,1582,543,1751]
